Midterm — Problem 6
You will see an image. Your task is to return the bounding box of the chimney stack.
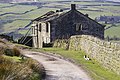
[71,4,76,10]
[85,14,89,17]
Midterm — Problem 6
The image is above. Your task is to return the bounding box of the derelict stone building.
[32,4,104,48]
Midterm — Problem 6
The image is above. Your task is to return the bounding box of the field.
[105,23,120,38]
[0,1,120,39]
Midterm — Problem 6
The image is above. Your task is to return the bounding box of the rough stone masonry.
[54,35,120,75]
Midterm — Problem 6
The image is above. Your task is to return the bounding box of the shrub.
[0,47,5,55]
[0,56,33,80]
[12,47,21,56]
[4,48,14,56]
[3,47,21,57]
[0,55,45,80]
[0,42,8,55]
[24,58,45,79]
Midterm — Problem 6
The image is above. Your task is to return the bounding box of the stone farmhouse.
[32,4,104,48]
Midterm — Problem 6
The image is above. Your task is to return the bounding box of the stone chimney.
[85,14,89,17]
[71,4,76,10]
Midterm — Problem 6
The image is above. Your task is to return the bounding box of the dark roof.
[32,8,105,27]
[32,11,66,22]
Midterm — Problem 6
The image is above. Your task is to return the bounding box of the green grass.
[71,1,117,5]
[105,27,120,38]
[38,0,67,1]
[0,3,13,7]
[2,20,30,33]
[43,2,70,8]
[4,55,22,62]
[98,6,120,11]
[105,23,120,38]
[0,4,37,14]
[18,29,30,34]
[34,47,120,80]
[22,7,58,19]
[80,10,120,19]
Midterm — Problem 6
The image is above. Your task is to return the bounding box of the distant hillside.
[0,0,120,3]
[0,0,37,3]
[107,0,120,2]
[0,0,120,40]
[0,0,12,3]
[74,0,120,2]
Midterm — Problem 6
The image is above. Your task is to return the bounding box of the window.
[76,23,82,31]
[46,22,49,32]
[82,24,88,30]
[33,26,35,34]
[39,23,41,32]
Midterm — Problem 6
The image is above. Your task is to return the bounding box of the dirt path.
[23,50,91,80]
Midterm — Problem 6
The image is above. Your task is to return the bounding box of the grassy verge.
[33,47,120,80]
[0,39,45,80]
[4,56,22,62]
[0,55,44,80]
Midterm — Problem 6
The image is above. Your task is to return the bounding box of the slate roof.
[32,5,105,27]
[32,11,66,22]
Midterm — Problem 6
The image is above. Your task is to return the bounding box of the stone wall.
[54,35,120,75]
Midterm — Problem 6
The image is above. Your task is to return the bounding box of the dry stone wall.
[54,35,120,75]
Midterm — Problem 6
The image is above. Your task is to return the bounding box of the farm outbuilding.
[32,4,104,48]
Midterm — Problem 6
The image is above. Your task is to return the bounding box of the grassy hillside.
[105,24,120,37]
[0,1,120,39]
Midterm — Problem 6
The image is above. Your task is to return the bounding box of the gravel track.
[23,50,91,80]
